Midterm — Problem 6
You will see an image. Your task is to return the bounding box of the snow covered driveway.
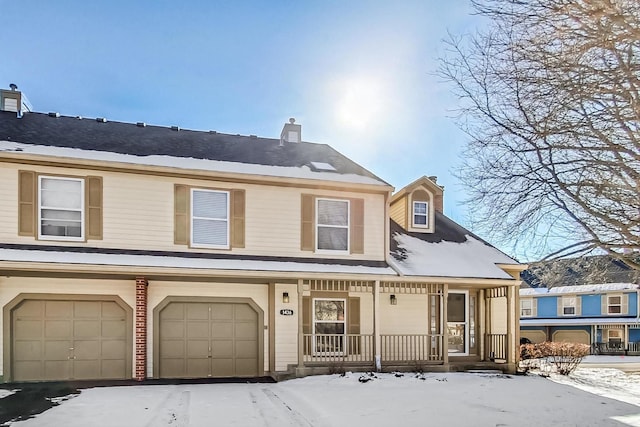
[9,371,640,427]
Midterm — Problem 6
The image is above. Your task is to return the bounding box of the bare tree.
[439,0,640,268]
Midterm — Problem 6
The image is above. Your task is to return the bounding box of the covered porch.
[295,278,518,374]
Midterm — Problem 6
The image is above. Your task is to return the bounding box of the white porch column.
[479,289,486,360]
[374,280,381,371]
[443,283,449,365]
[297,279,304,369]
[506,285,514,366]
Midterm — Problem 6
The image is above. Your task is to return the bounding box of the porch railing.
[381,334,444,363]
[486,334,507,361]
[628,342,640,355]
[303,334,374,364]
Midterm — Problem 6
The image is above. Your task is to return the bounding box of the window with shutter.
[38,176,84,240]
[316,198,349,252]
[191,189,229,248]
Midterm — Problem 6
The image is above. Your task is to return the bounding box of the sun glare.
[335,77,385,131]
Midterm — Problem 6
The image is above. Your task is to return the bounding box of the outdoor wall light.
[390,294,397,305]
[282,292,290,304]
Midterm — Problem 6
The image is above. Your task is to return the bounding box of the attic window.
[309,162,337,172]
[413,201,429,228]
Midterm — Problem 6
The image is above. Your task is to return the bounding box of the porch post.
[268,282,276,374]
[625,324,629,351]
[297,279,304,370]
[485,290,492,361]
[506,285,514,368]
[374,280,381,371]
[479,289,486,361]
[443,283,449,366]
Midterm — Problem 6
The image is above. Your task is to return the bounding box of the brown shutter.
[85,176,103,240]
[348,297,361,354]
[18,170,36,236]
[350,198,364,254]
[303,296,311,355]
[174,184,189,245]
[231,189,245,248]
[301,194,315,251]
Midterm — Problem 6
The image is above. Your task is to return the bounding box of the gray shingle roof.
[0,111,387,184]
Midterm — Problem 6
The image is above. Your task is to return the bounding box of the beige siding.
[357,292,374,335]
[0,276,136,378]
[389,198,406,229]
[274,283,298,371]
[147,281,269,378]
[379,294,428,334]
[0,163,387,260]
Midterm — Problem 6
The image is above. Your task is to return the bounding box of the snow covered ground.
[7,368,640,427]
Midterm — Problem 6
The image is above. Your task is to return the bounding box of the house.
[0,85,524,382]
[519,284,640,354]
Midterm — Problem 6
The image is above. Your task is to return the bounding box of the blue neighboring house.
[519,284,640,354]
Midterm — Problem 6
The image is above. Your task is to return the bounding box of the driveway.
[4,372,640,427]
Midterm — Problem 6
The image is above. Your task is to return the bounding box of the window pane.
[609,296,621,304]
[317,227,348,251]
[41,209,82,237]
[314,300,345,321]
[192,218,227,246]
[563,307,575,315]
[317,200,348,226]
[314,323,345,334]
[414,214,427,225]
[447,293,466,322]
[41,178,82,209]
[193,190,227,219]
[609,306,621,314]
[447,323,465,353]
[414,202,427,215]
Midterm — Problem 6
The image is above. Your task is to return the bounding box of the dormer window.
[413,201,428,228]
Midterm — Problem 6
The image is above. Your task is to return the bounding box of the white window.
[191,189,229,248]
[413,201,428,228]
[38,176,84,240]
[313,298,346,354]
[316,198,349,252]
[562,296,576,316]
[520,299,533,317]
[608,295,622,314]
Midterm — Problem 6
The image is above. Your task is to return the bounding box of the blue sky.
[0,1,500,250]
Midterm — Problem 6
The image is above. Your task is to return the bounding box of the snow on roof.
[389,232,517,280]
[520,317,640,326]
[0,248,396,276]
[520,283,638,296]
[0,140,387,186]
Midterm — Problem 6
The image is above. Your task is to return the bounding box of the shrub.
[519,341,590,375]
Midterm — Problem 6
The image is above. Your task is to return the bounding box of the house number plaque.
[279,309,294,316]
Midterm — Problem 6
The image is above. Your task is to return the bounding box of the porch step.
[466,369,504,375]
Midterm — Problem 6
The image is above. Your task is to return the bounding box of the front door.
[447,291,469,355]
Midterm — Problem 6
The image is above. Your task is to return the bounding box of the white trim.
[315,197,350,254]
[190,188,230,249]
[37,175,85,241]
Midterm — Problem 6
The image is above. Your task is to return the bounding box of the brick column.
[135,277,148,381]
